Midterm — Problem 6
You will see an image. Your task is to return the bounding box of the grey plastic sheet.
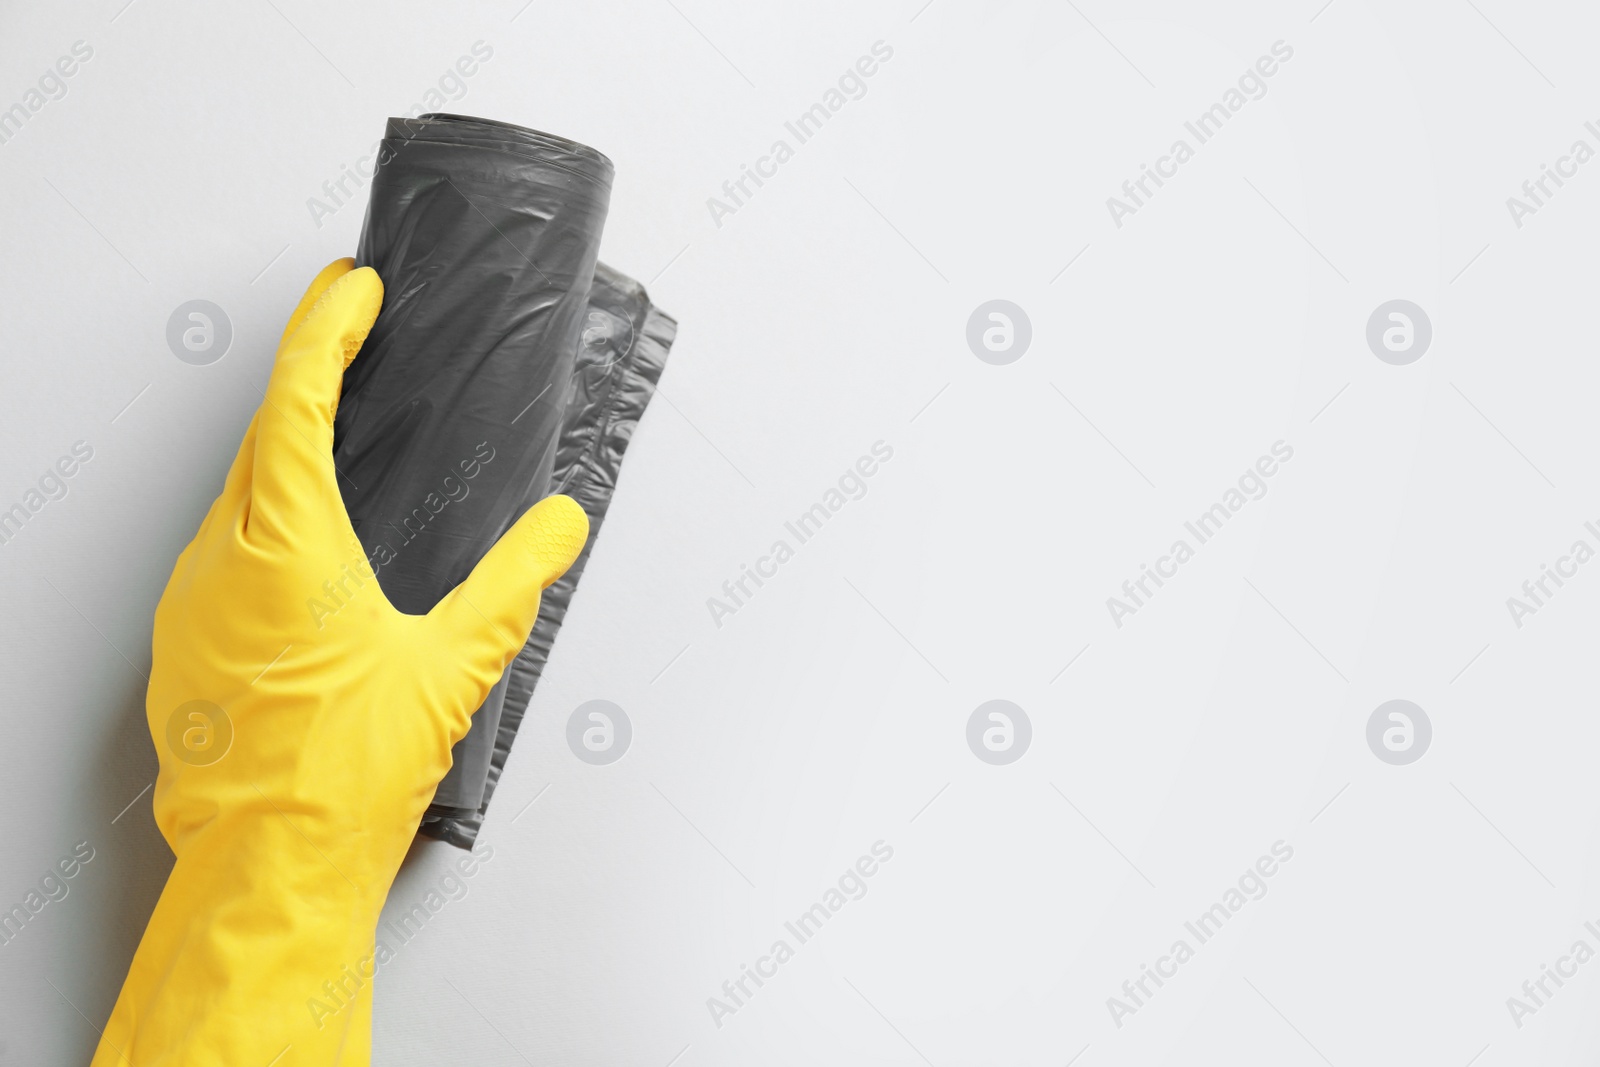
[331,114,673,848]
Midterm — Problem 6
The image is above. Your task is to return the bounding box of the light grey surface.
[2,0,1598,1063]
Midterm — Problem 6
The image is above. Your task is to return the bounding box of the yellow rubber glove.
[92,259,589,1066]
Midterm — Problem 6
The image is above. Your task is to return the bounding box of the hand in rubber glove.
[92,259,589,1066]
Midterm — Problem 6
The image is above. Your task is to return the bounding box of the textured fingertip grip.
[523,494,589,589]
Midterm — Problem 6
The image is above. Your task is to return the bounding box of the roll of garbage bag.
[421,261,675,847]
[333,113,673,847]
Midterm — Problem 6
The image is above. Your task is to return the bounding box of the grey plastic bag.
[332,113,673,847]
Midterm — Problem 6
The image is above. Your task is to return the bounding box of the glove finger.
[198,409,259,541]
[424,495,589,724]
[204,260,353,538]
[251,265,382,546]
[281,257,357,345]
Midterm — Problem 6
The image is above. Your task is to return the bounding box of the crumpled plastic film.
[421,262,675,847]
[332,114,674,847]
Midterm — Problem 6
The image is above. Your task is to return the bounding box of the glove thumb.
[427,494,589,712]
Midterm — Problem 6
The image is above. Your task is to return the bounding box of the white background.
[2,0,1599,1063]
